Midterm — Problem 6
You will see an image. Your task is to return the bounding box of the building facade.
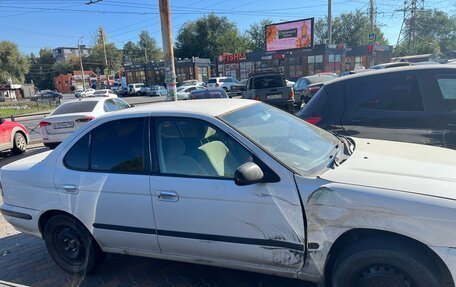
[216,44,393,81]
[53,46,91,62]
[124,57,211,86]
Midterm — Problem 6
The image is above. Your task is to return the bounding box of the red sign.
[219,52,247,63]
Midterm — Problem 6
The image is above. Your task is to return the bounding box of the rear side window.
[103,99,120,112]
[251,74,285,89]
[51,101,97,115]
[436,75,456,112]
[207,79,217,83]
[64,118,147,173]
[348,75,423,111]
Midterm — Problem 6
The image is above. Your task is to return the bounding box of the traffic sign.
[368,33,376,41]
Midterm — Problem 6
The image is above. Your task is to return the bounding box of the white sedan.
[175,85,206,100]
[39,97,130,149]
[91,89,117,98]
[1,99,456,287]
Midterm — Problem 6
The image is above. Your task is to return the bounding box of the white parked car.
[206,77,239,91]
[39,98,130,149]
[76,88,95,98]
[91,89,117,98]
[175,85,206,100]
[127,83,145,95]
[1,100,456,287]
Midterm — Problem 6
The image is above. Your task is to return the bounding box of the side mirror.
[234,162,264,186]
[240,86,247,91]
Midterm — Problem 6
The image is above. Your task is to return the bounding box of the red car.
[0,118,29,154]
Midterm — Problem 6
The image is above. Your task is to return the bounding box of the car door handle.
[62,184,79,194]
[157,191,179,202]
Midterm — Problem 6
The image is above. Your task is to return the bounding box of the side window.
[436,75,456,113]
[104,99,120,112]
[155,118,252,178]
[90,118,146,173]
[349,75,424,111]
[64,133,90,170]
[114,99,130,109]
[187,87,196,92]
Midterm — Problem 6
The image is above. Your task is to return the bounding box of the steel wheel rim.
[55,226,86,266]
[353,264,415,287]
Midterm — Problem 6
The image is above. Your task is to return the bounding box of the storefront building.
[125,57,211,86]
[216,44,393,81]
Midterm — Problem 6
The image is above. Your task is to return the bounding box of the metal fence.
[0,100,59,118]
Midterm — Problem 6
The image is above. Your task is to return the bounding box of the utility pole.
[369,0,376,67]
[328,0,332,45]
[77,37,86,90]
[99,27,110,87]
[158,0,177,101]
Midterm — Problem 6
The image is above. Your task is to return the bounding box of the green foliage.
[0,41,30,84]
[394,10,456,57]
[245,19,273,51]
[314,10,388,46]
[122,31,163,64]
[84,43,122,74]
[27,48,55,89]
[174,13,248,59]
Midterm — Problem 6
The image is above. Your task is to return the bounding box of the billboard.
[265,18,314,52]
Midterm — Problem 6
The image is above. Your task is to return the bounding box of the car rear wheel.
[44,215,105,275]
[11,132,27,154]
[331,238,442,287]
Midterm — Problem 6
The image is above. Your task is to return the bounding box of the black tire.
[331,237,442,287]
[11,132,27,155]
[44,215,105,275]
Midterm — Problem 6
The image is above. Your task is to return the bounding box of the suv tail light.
[289,89,294,100]
[39,121,51,127]
[254,95,260,101]
[75,116,95,123]
[305,116,322,125]
[215,83,219,87]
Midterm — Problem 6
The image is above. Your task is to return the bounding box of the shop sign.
[261,55,273,60]
[219,52,247,63]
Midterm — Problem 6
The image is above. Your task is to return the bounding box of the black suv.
[297,65,456,149]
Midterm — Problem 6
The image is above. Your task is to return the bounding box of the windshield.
[220,103,339,176]
[307,75,337,84]
[51,101,98,115]
[251,74,285,89]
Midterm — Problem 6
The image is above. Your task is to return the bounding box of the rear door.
[341,73,443,146]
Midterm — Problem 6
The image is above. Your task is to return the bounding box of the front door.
[54,117,160,254]
[150,117,305,273]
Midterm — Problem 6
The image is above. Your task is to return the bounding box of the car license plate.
[267,94,282,100]
[53,122,74,129]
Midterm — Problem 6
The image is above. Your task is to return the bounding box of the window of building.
[349,75,424,111]
[197,66,208,81]
[289,57,303,78]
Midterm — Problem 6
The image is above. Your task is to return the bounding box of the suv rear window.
[250,74,285,89]
[51,101,97,115]
[348,75,423,111]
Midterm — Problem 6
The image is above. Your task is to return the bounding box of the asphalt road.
[16,93,167,144]
[0,146,315,287]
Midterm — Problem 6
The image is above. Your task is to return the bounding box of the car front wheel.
[331,237,443,287]
[44,215,105,275]
[11,132,27,154]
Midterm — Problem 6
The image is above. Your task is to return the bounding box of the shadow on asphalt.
[0,147,49,167]
[0,233,315,287]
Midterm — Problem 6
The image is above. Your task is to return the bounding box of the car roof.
[328,64,456,85]
[117,99,256,117]
[63,98,108,104]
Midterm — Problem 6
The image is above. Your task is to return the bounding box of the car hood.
[320,138,456,200]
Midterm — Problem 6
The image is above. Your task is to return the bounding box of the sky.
[0,0,454,55]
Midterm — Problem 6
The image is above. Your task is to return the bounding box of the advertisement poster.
[265,18,314,52]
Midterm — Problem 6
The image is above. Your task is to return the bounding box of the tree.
[138,31,163,63]
[314,10,388,46]
[245,19,273,51]
[85,43,122,75]
[394,9,456,56]
[122,41,142,65]
[174,13,248,59]
[0,41,30,84]
[26,48,56,89]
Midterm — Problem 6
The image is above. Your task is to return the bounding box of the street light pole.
[328,0,332,45]
[158,0,177,101]
[77,37,86,90]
